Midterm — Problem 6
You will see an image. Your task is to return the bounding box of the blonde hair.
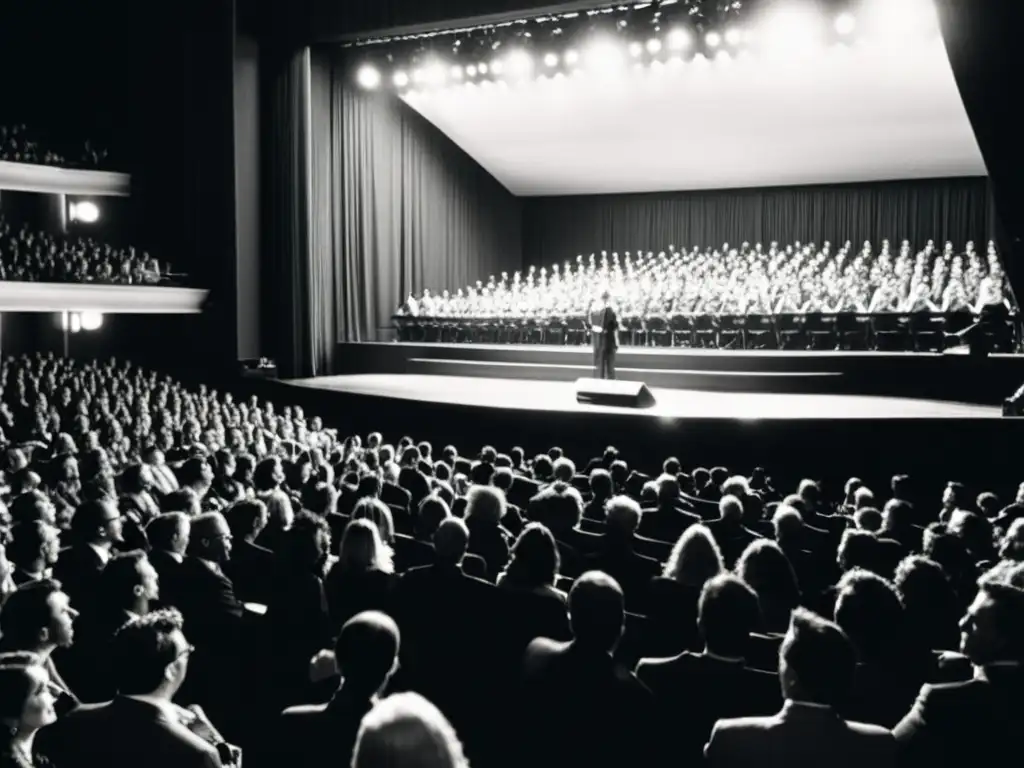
[353,692,469,768]
[663,524,725,585]
[352,497,396,544]
[338,518,394,575]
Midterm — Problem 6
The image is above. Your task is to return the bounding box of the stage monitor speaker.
[575,378,656,409]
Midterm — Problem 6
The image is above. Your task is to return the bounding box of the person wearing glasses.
[37,609,239,768]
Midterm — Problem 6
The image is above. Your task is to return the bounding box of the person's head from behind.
[854,507,882,533]
[8,521,60,573]
[416,495,451,540]
[568,571,624,653]
[735,539,800,627]
[101,550,160,612]
[771,505,803,544]
[465,485,506,528]
[339,518,394,575]
[0,579,78,653]
[959,560,1024,665]
[778,608,856,708]
[225,499,268,543]
[718,495,743,523]
[283,511,331,571]
[146,512,190,556]
[698,574,760,658]
[589,469,612,501]
[837,529,879,573]
[0,659,58,741]
[999,518,1024,562]
[335,611,400,697]
[112,609,192,700]
[502,522,559,589]
[663,524,724,586]
[433,518,469,568]
[976,491,1000,519]
[352,691,468,768]
[604,496,641,539]
[833,569,905,664]
[352,497,396,544]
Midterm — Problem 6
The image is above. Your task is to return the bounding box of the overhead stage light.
[724,28,742,46]
[706,31,722,48]
[584,38,626,74]
[466,65,478,78]
[450,65,464,80]
[356,65,381,90]
[646,38,663,54]
[478,62,490,74]
[667,28,692,51]
[835,12,856,35]
[564,50,580,66]
[422,61,447,86]
[393,71,410,88]
[69,200,100,224]
[80,311,103,331]
[505,49,534,78]
[629,41,644,57]
[543,53,559,68]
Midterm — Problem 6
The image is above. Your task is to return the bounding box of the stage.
[287,373,998,420]
[240,341,1024,495]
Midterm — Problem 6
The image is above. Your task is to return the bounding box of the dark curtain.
[331,52,522,344]
[522,177,995,267]
[935,0,1024,304]
[264,46,314,378]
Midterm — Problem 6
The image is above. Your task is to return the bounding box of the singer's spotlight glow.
[835,12,856,35]
[505,49,534,78]
[584,38,626,73]
[706,31,722,48]
[543,53,559,67]
[629,41,644,57]
[646,38,663,54]
[724,28,742,46]
[667,28,692,50]
[393,71,410,87]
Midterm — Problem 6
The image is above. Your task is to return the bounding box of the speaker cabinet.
[575,378,656,409]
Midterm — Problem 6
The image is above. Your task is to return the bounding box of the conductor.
[589,289,620,379]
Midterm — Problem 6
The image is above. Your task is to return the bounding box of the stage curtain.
[264,46,314,377]
[521,177,995,267]
[328,51,522,343]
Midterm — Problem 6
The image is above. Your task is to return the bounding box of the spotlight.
[724,28,742,46]
[490,59,505,75]
[646,38,662,54]
[356,65,382,90]
[411,68,426,84]
[422,61,447,86]
[506,49,534,78]
[564,50,580,66]
[835,12,856,35]
[68,200,100,224]
[80,311,103,331]
[478,62,490,74]
[706,31,722,48]
[393,71,410,88]
[543,53,559,67]
[449,65,464,80]
[667,28,692,51]
[629,41,644,57]
[466,65,478,77]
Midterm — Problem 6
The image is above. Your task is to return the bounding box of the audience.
[0,351,1017,768]
[0,125,109,169]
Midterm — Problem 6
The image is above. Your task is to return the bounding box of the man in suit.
[223,499,275,605]
[638,574,781,764]
[520,571,659,768]
[707,495,764,568]
[7,519,60,585]
[53,499,123,618]
[704,608,896,768]
[277,611,400,768]
[38,608,230,768]
[892,561,1024,768]
[586,496,659,612]
[145,512,191,610]
[589,289,620,380]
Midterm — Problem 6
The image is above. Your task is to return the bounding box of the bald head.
[335,611,400,693]
[568,571,624,652]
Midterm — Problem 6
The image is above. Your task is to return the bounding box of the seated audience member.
[463,485,511,582]
[893,555,961,652]
[53,499,123,617]
[325,519,396,636]
[585,496,659,611]
[0,544,15,604]
[145,512,190,610]
[997,517,1024,562]
[39,609,234,768]
[278,611,401,768]
[519,571,659,768]
[637,574,780,764]
[735,539,802,636]
[64,550,160,702]
[704,608,896,768]
[706,494,762,568]
[0,657,59,768]
[0,580,79,708]
[646,523,725,655]
[893,561,1024,768]
[833,569,925,727]
[222,500,274,605]
[352,691,468,768]
[7,521,60,586]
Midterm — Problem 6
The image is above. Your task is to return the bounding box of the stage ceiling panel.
[402,36,985,196]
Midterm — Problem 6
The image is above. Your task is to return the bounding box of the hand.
[309,649,339,683]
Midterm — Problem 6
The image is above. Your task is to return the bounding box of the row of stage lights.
[355,3,934,91]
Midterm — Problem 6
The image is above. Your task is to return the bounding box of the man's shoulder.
[845,719,897,740]
[281,702,330,719]
[712,713,781,737]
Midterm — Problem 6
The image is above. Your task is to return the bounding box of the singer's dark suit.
[590,304,619,379]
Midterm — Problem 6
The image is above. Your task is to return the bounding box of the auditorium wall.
[521,176,997,267]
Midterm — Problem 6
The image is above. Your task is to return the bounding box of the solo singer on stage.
[589,289,621,379]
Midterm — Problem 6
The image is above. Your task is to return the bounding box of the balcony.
[0,282,207,313]
[0,160,130,197]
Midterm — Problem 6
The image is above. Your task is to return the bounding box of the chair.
[625,315,646,347]
[744,314,775,349]
[835,313,870,350]
[693,315,717,348]
[804,313,837,350]
[564,316,588,346]
[872,313,911,351]
[776,314,804,350]
[669,314,693,347]
[646,315,670,347]
[546,316,567,345]
[718,315,744,349]
[908,312,945,352]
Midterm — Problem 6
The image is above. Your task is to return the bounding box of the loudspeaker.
[575,378,656,409]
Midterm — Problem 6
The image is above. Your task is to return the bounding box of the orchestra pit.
[0,2,1021,768]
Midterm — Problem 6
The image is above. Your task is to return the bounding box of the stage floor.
[287,374,999,420]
